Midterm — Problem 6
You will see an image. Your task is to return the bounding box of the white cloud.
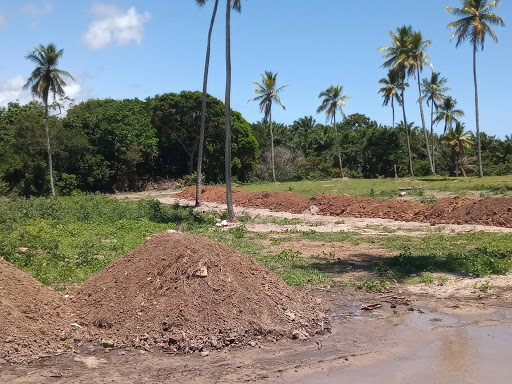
[0,12,7,26]
[82,4,151,50]
[21,1,53,27]
[0,75,32,107]
[0,73,91,109]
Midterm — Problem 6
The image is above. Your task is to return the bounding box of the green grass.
[0,195,218,289]
[236,175,512,198]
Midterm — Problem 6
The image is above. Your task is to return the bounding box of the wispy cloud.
[0,75,32,107]
[82,3,151,50]
[21,1,53,27]
[0,12,7,26]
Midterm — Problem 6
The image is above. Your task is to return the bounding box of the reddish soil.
[71,232,326,353]
[177,186,512,228]
[0,258,72,364]
[179,187,310,214]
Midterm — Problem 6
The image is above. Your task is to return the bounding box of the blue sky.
[0,0,510,138]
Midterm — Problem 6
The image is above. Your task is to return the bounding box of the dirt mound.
[72,232,326,353]
[430,197,512,227]
[178,187,512,228]
[177,186,310,214]
[0,257,72,364]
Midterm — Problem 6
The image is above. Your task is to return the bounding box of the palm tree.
[195,0,220,207]
[24,43,74,197]
[434,96,465,134]
[291,116,317,157]
[249,71,288,182]
[378,69,402,129]
[317,85,351,178]
[224,0,241,220]
[379,26,414,176]
[407,30,435,175]
[422,72,450,172]
[442,122,472,177]
[446,0,505,178]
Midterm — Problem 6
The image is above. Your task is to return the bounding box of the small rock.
[17,247,29,254]
[166,229,177,233]
[291,330,309,341]
[195,266,208,278]
[102,340,114,348]
[249,341,257,347]
[200,351,210,357]
[285,311,296,321]
[145,236,152,241]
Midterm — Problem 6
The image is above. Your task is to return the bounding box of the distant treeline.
[1,92,512,196]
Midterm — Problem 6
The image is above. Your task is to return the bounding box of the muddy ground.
[3,192,512,383]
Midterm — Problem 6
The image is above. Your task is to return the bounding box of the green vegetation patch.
[375,248,512,280]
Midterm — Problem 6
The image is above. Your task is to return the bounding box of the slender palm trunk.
[44,100,56,197]
[224,0,234,220]
[473,44,483,178]
[195,0,219,207]
[400,83,414,177]
[269,109,276,182]
[416,68,433,175]
[391,98,395,129]
[333,113,344,179]
[430,101,436,174]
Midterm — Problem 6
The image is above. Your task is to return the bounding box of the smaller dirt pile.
[72,233,326,353]
[0,257,72,364]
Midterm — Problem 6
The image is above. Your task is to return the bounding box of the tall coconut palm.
[378,69,402,128]
[317,85,351,178]
[24,43,74,197]
[249,71,288,182]
[195,0,220,207]
[442,122,472,177]
[422,72,450,172]
[446,0,505,178]
[224,0,241,220]
[434,96,465,134]
[379,26,415,176]
[407,30,435,174]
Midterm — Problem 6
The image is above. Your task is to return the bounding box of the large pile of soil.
[179,187,310,214]
[0,258,72,364]
[72,232,326,352]
[177,186,512,228]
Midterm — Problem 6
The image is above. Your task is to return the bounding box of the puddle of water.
[276,310,512,384]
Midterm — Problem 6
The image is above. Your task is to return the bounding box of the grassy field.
[2,193,512,290]
[237,175,512,198]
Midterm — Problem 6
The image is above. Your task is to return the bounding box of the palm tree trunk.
[430,101,435,174]
[400,83,414,177]
[333,113,344,179]
[44,100,56,197]
[473,43,483,178]
[224,0,234,220]
[269,109,276,182]
[195,0,219,207]
[391,98,395,129]
[416,68,433,175]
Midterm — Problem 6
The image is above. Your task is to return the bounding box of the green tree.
[290,116,318,157]
[195,0,220,207]
[379,26,414,176]
[317,85,351,178]
[249,71,288,182]
[224,0,242,220]
[378,69,402,128]
[434,96,465,133]
[422,72,450,172]
[24,43,74,196]
[442,122,472,177]
[446,0,505,178]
